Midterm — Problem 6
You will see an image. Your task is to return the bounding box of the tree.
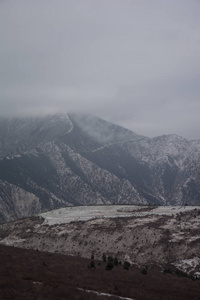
[108,256,114,263]
[106,261,114,270]
[141,269,147,275]
[88,260,95,269]
[102,254,106,262]
[123,261,130,270]
[114,257,119,266]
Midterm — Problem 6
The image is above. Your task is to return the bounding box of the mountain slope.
[0,113,200,223]
[1,205,200,280]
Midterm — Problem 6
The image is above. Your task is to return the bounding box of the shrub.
[163,268,172,274]
[108,256,114,263]
[88,260,95,269]
[106,261,114,270]
[114,257,119,266]
[123,261,130,270]
[141,269,147,275]
[102,254,106,262]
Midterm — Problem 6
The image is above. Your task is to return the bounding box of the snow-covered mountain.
[0,113,200,222]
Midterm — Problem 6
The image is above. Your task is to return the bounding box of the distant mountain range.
[0,113,200,223]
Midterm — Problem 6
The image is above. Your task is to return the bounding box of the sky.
[0,0,200,139]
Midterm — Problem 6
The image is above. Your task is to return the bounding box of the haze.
[0,0,200,139]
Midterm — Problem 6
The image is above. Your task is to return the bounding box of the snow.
[41,205,142,225]
[77,288,135,300]
[40,205,199,226]
[0,236,26,246]
[33,281,43,285]
[90,137,145,153]
[194,272,200,278]
[174,257,200,274]
[148,206,200,215]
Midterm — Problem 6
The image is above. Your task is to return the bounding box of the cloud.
[0,0,200,139]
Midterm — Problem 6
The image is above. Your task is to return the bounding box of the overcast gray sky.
[0,0,200,139]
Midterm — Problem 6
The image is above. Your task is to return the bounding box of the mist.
[0,0,200,139]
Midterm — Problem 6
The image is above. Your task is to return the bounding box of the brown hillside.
[0,244,200,300]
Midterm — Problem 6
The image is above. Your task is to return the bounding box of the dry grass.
[0,244,199,300]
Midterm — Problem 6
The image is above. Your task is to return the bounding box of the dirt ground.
[0,244,200,300]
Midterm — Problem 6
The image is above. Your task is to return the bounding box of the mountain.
[0,113,200,223]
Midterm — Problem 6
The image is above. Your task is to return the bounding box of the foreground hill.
[1,205,200,280]
[1,244,200,300]
[0,113,200,222]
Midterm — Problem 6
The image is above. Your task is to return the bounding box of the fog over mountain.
[1,1,200,139]
[0,113,200,223]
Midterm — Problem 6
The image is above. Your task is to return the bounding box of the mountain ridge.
[0,113,200,223]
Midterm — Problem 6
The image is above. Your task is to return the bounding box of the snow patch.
[40,205,199,226]
[174,257,200,274]
[0,236,26,246]
[77,288,135,300]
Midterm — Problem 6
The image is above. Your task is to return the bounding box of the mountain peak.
[0,113,200,223]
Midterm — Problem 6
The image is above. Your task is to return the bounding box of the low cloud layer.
[0,0,200,139]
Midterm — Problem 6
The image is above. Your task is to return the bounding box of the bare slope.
[1,205,200,278]
[1,244,200,300]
